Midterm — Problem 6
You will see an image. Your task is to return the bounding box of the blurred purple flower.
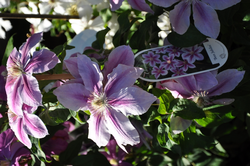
[8,104,48,149]
[142,51,161,67]
[0,65,7,101]
[5,32,60,116]
[165,46,182,57]
[149,0,240,38]
[110,0,153,13]
[54,46,156,152]
[152,65,168,79]
[181,45,204,63]
[158,69,245,133]
[0,129,30,166]
[176,59,196,71]
[161,55,178,70]
[101,139,132,166]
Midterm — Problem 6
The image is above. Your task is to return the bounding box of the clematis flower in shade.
[161,55,178,70]
[157,69,245,134]
[0,129,31,165]
[8,104,49,149]
[5,32,60,115]
[110,0,153,13]
[149,0,241,38]
[54,46,156,152]
[152,65,168,79]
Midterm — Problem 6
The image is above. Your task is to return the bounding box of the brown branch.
[35,73,74,81]
[0,13,79,19]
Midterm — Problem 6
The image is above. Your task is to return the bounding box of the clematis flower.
[101,139,132,166]
[152,65,168,79]
[8,104,49,149]
[5,32,60,116]
[0,0,10,8]
[161,55,178,70]
[142,51,161,67]
[176,59,196,71]
[181,45,204,63]
[54,46,156,152]
[165,46,182,57]
[110,0,153,13]
[157,69,245,134]
[170,67,186,77]
[149,0,241,38]
[0,129,31,165]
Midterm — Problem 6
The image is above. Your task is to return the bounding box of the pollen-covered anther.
[192,90,210,108]
[67,4,79,16]
[88,93,108,116]
[8,66,24,77]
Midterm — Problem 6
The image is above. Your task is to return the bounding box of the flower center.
[67,4,79,16]
[89,93,108,116]
[8,66,23,77]
[192,90,210,108]
[109,159,118,166]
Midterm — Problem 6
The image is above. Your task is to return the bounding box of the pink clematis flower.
[161,55,179,70]
[5,32,60,116]
[181,45,204,63]
[110,0,153,13]
[142,51,161,67]
[8,104,48,149]
[157,69,245,134]
[54,46,156,152]
[151,65,168,79]
[149,0,241,38]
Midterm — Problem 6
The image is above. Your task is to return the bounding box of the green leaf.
[167,24,207,47]
[70,151,111,166]
[2,34,14,66]
[148,107,162,124]
[147,153,173,166]
[152,88,174,115]
[69,110,86,124]
[243,13,250,21]
[30,137,49,165]
[92,27,110,50]
[171,99,205,120]
[100,8,112,23]
[40,108,71,126]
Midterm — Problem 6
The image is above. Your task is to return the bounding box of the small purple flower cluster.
[142,45,204,79]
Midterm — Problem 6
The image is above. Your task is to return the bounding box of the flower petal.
[104,64,143,97]
[170,115,192,134]
[201,0,241,10]
[194,71,218,90]
[106,107,140,152]
[53,83,90,111]
[25,49,59,74]
[169,1,191,35]
[108,86,156,116]
[0,129,15,149]
[22,111,48,139]
[160,80,191,98]
[19,32,43,65]
[87,113,110,147]
[7,47,21,71]
[77,54,103,93]
[127,0,154,13]
[8,114,31,149]
[208,69,245,97]
[192,1,220,38]
[148,0,179,8]
[64,55,81,79]
[175,75,198,95]
[20,75,42,107]
[110,0,123,11]
[212,98,235,105]
[102,45,134,84]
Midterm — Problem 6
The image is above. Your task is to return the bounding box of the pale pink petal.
[208,69,245,97]
[102,45,134,84]
[53,83,90,111]
[104,64,143,97]
[106,107,140,152]
[87,114,110,147]
[22,111,48,139]
[24,49,60,74]
[194,71,218,91]
[7,47,21,72]
[127,0,154,13]
[108,86,156,116]
[201,0,241,10]
[19,32,43,65]
[192,1,220,38]
[64,56,81,79]
[160,80,191,98]
[169,1,191,35]
[20,75,42,107]
[77,54,103,94]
